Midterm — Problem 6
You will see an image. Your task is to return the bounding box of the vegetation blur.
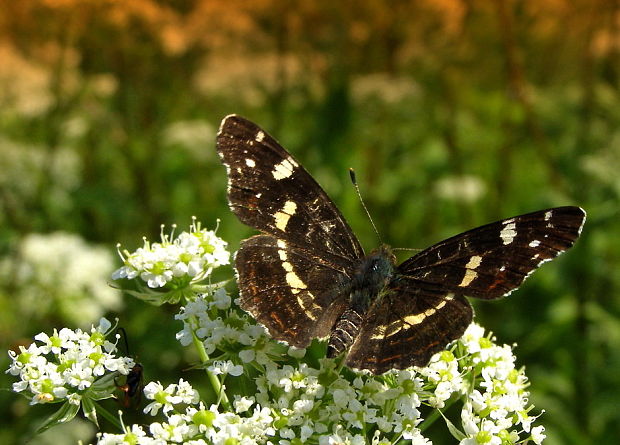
[0,0,618,443]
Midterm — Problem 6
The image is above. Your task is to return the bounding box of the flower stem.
[190,322,231,410]
[418,396,458,433]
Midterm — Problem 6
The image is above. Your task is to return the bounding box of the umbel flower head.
[112,218,229,304]
[98,294,548,445]
[6,318,134,433]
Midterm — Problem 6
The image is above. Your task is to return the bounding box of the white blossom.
[112,219,229,290]
[6,318,134,407]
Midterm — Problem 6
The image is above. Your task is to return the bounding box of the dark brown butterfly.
[216,115,586,374]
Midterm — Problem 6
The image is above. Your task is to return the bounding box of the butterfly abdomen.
[327,307,363,357]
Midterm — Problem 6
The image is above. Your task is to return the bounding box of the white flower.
[234,396,254,413]
[65,362,94,390]
[531,425,546,444]
[292,398,314,414]
[175,379,200,405]
[143,381,179,415]
[208,360,243,377]
[460,323,489,357]
[34,330,66,355]
[212,287,231,310]
[150,414,191,442]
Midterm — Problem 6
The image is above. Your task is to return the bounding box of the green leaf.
[82,397,99,427]
[90,372,121,401]
[441,410,467,441]
[35,401,80,435]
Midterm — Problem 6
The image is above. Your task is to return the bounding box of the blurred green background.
[0,0,618,443]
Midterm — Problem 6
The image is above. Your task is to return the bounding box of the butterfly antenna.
[349,168,382,245]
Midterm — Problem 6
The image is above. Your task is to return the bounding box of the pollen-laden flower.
[6,318,134,407]
[112,218,229,291]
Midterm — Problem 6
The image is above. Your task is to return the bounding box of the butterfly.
[216,115,586,374]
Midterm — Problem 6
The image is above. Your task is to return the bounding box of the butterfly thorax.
[327,246,396,358]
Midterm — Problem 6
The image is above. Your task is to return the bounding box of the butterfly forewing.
[398,206,586,300]
[217,115,364,348]
[217,115,364,268]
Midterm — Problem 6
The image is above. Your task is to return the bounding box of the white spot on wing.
[255,131,265,142]
[544,211,552,221]
[458,255,482,287]
[500,222,517,245]
[245,158,256,167]
[529,240,541,248]
[275,238,320,320]
[272,157,298,180]
[274,201,297,231]
[466,255,482,269]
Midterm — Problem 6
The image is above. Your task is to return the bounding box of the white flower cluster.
[1,231,121,325]
[175,289,283,366]
[6,318,134,406]
[458,324,546,445]
[112,219,229,289]
[254,361,429,444]
[97,380,276,445]
[170,286,545,445]
[95,322,545,445]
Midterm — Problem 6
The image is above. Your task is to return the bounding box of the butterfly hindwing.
[347,286,473,374]
[236,234,351,347]
[398,206,586,300]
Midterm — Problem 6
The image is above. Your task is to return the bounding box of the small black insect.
[216,115,586,374]
[118,363,144,408]
[115,328,144,407]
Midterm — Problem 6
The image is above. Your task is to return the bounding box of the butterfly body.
[327,246,395,358]
[216,114,586,374]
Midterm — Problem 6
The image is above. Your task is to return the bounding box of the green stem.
[190,323,231,410]
[418,396,459,433]
[93,402,123,431]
